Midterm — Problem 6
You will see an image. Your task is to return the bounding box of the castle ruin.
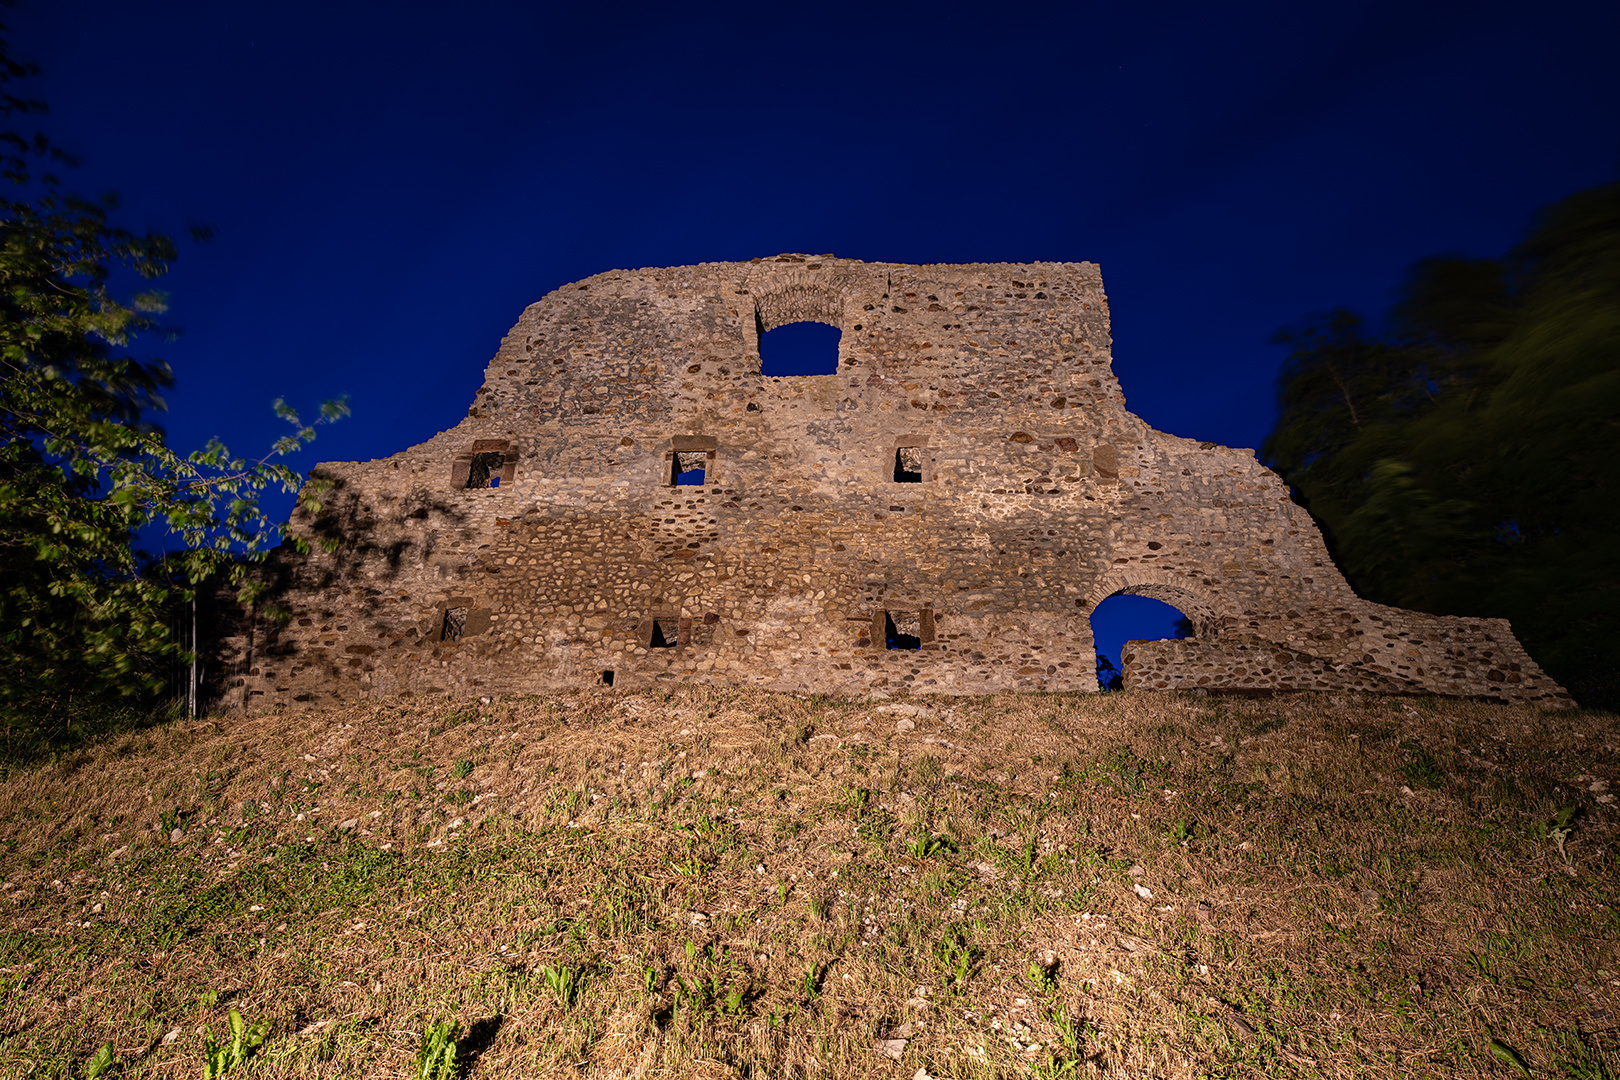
[221,256,1570,708]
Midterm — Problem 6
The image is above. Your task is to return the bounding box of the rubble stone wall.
[213,256,1571,710]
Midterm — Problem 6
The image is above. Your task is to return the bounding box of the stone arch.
[1083,569,1229,640]
[752,280,849,333]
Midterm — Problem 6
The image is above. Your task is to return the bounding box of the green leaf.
[83,1042,115,1079]
[1490,1038,1532,1077]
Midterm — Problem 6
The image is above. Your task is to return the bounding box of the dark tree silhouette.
[1263,180,1620,708]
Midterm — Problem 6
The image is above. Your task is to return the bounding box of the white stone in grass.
[876,1037,908,1059]
[895,719,916,732]
[1131,883,1154,900]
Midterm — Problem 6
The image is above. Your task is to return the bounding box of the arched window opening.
[1089,594,1194,689]
[761,320,840,376]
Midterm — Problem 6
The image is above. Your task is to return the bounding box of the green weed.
[906,831,954,859]
[935,926,977,988]
[83,1043,114,1079]
[542,963,586,1007]
[414,1018,460,1080]
[202,1008,269,1078]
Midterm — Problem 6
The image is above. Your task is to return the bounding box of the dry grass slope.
[0,688,1616,1079]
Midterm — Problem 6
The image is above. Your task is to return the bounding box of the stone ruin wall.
[213,256,1571,710]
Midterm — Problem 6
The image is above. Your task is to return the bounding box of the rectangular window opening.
[649,616,679,649]
[600,669,615,687]
[885,611,922,650]
[893,446,924,483]
[441,606,468,642]
[672,451,707,486]
[465,452,505,489]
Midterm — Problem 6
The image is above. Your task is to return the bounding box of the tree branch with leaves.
[0,27,345,749]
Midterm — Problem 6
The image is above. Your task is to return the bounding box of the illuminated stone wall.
[216,256,1570,708]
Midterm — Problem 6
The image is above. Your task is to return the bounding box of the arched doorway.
[1084,573,1225,690]
[1089,594,1194,689]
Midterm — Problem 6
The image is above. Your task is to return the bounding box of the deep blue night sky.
[9,0,1618,666]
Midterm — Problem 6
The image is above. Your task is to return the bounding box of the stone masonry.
[216,256,1571,709]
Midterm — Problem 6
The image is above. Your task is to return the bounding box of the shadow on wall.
[202,473,476,707]
[298,472,473,585]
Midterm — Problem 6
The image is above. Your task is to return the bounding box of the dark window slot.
[465,452,505,489]
[885,611,921,650]
[893,446,924,483]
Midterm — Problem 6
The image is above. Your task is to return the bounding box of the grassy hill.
[1,688,1616,1078]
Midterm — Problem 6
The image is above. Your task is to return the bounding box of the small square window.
[649,616,679,649]
[885,611,922,649]
[893,446,924,483]
[672,451,707,486]
[465,452,504,489]
[667,436,717,486]
[872,606,935,650]
[452,440,514,490]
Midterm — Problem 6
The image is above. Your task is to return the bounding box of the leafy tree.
[1263,180,1620,707]
[0,31,344,751]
